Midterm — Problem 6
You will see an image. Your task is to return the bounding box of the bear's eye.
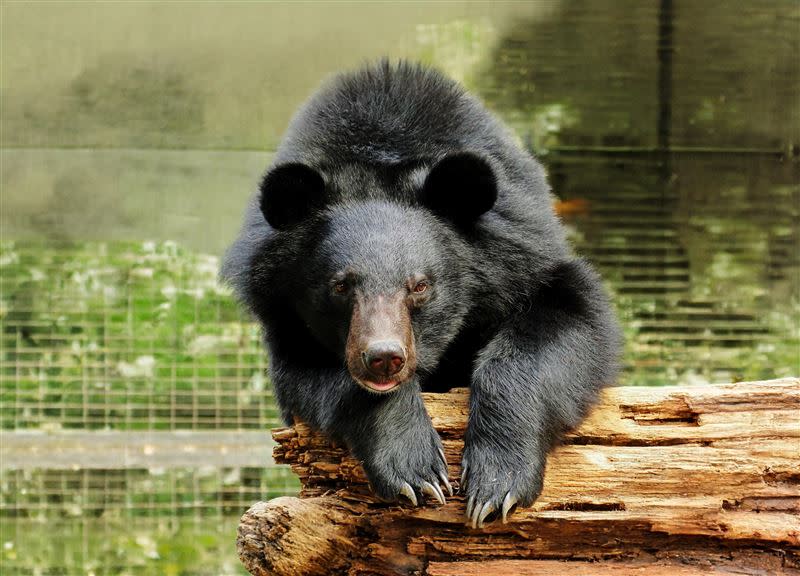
[333,281,349,295]
[412,280,429,294]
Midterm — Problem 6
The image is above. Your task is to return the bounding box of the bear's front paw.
[359,426,452,507]
[460,443,544,528]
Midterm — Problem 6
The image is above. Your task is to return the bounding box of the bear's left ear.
[259,163,326,230]
[420,152,497,225]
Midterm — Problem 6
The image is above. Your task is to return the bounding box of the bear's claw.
[366,426,452,507]
[421,481,446,505]
[438,471,453,496]
[399,482,418,506]
[467,491,517,527]
[501,492,518,524]
[396,474,450,507]
[471,500,495,529]
[460,446,544,528]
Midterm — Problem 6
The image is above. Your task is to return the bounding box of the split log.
[238,378,800,575]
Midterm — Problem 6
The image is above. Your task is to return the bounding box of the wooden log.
[237,378,800,575]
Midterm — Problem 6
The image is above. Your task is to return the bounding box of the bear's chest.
[421,316,496,392]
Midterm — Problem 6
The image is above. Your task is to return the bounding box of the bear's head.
[257,153,497,393]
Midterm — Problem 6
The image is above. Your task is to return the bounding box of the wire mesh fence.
[2,516,249,575]
[0,240,297,574]
[1,467,297,518]
[1,241,279,432]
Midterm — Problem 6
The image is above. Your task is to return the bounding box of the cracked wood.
[239,378,800,575]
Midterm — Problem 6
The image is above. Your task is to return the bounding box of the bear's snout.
[362,341,406,378]
[346,292,417,393]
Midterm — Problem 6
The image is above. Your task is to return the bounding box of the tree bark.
[238,378,800,575]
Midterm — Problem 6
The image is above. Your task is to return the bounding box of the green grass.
[1,240,277,431]
[1,516,252,575]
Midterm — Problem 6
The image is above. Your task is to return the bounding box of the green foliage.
[1,241,276,431]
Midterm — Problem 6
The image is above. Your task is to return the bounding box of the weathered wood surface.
[238,378,800,575]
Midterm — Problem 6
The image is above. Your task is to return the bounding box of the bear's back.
[276,60,511,167]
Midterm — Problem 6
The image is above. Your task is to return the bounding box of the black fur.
[258,163,326,230]
[222,60,621,525]
[420,152,497,225]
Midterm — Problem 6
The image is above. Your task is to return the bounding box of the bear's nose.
[363,341,406,378]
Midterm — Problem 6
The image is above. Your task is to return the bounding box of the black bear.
[222,60,621,528]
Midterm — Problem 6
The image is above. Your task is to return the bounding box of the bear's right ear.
[259,163,326,230]
[419,152,497,226]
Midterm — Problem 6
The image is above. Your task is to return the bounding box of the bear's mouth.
[355,374,409,393]
[363,379,400,392]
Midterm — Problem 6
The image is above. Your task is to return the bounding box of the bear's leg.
[461,259,620,527]
[346,378,453,505]
[270,358,452,505]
